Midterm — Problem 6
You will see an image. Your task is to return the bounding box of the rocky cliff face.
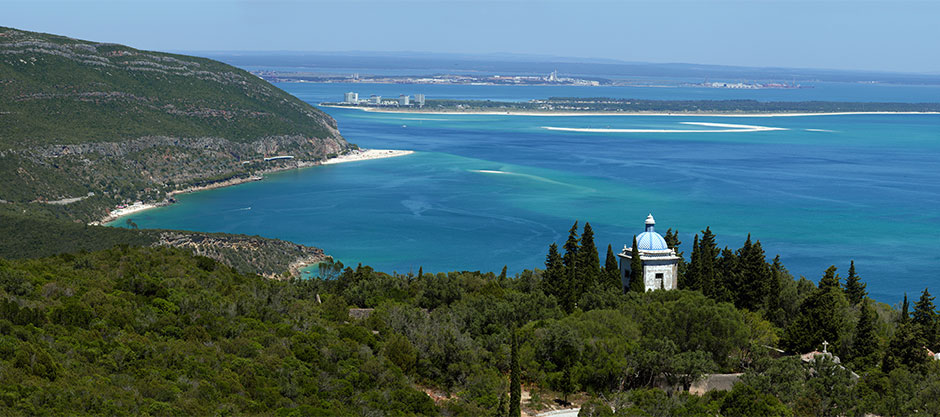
[0,27,350,221]
[155,231,327,278]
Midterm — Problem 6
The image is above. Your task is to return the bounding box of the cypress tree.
[417,266,423,279]
[579,222,600,291]
[664,228,685,285]
[561,222,581,310]
[882,293,927,373]
[900,294,909,324]
[629,236,644,293]
[541,243,564,300]
[818,265,841,292]
[509,330,521,417]
[563,221,580,270]
[686,234,701,291]
[715,247,737,303]
[882,317,925,373]
[766,255,785,318]
[697,228,718,298]
[783,266,850,353]
[912,288,939,349]
[735,235,771,311]
[499,265,508,281]
[851,300,879,369]
[843,260,867,305]
[604,244,620,290]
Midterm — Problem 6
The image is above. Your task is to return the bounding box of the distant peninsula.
[323,97,940,116]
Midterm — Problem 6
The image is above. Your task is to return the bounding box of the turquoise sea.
[115,82,940,303]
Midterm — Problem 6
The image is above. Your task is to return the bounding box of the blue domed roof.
[637,231,669,251]
[636,214,669,251]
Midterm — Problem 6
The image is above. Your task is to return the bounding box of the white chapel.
[617,214,681,291]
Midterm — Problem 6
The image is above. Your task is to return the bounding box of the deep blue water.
[115,82,940,303]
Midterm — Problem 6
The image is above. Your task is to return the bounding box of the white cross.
[822,340,829,353]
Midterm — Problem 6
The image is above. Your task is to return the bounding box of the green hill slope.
[0,213,326,278]
[0,27,350,221]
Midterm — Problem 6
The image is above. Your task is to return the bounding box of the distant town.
[323,92,428,108]
[683,81,809,89]
[252,70,811,89]
[252,70,601,86]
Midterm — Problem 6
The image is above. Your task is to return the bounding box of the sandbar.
[321,149,414,165]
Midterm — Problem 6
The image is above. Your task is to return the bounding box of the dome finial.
[645,213,655,232]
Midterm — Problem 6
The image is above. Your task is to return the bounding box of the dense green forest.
[1,222,938,416]
[356,97,940,114]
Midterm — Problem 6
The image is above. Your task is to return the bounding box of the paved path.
[535,408,580,417]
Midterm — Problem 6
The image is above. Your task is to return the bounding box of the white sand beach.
[92,149,413,225]
[93,201,161,225]
[321,149,414,165]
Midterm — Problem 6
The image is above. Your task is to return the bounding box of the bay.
[116,82,940,303]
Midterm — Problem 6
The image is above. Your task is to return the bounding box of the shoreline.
[93,148,413,225]
[321,104,940,118]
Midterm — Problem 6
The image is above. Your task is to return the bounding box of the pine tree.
[912,288,939,349]
[629,236,644,293]
[578,222,600,291]
[499,265,508,281]
[509,330,521,417]
[843,260,867,305]
[417,266,423,279]
[604,244,620,290]
[851,300,879,369]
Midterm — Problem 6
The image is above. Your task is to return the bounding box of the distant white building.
[414,93,425,107]
[344,92,358,104]
[370,95,381,105]
[618,214,681,292]
[399,94,410,106]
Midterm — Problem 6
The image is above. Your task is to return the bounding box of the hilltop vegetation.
[0,27,350,222]
[1,223,938,416]
[0,213,325,278]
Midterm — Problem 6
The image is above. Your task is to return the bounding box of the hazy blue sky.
[4,0,939,73]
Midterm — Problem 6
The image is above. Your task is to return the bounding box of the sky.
[3,0,939,74]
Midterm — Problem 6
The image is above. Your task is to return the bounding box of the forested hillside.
[0,213,325,278]
[0,27,350,222]
[1,223,938,416]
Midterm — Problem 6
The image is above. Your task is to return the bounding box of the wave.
[541,122,787,133]
[470,169,593,191]
[804,128,835,132]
